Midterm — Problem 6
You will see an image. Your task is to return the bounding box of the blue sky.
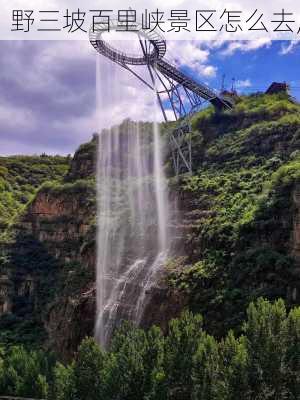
[176,41,300,100]
[0,40,299,155]
[208,41,300,99]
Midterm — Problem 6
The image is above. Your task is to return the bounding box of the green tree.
[73,337,105,400]
[220,331,249,400]
[192,333,224,400]
[164,311,203,400]
[243,298,288,399]
[144,326,165,400]
[35,373,48,398]
[107,322,150,400]
[284,307,300,399]
[49,362,75,400]
[0,346,48,398]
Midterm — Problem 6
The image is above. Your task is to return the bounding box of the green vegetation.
[0,252,94,349]
[0,233,62,347]
[167,93,300,335]
[0,154,73,347]
[0,346,55,398]
[0,298,299,400]
[0,145,96,348]
[0,92,299,398]
[0,155,69,227]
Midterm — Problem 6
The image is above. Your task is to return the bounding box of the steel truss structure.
[90,21,233,175]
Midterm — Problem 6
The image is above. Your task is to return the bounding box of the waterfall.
[95,53,169,348]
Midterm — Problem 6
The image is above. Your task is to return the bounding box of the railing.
[156,58,218,101]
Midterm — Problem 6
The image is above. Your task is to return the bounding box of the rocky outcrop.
[46,287,95,360]
[141,286,187,332]
[21,189,95,262]
[66,136,97,181]
[20,185,97,358]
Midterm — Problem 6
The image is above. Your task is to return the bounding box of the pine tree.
[220,331,250,400]
[49,362,75,400]
[192,333,224,400]
[243,298,288,399]
[284,307,300,399]
[145,326,166,400]
[106,322,150,400]
[164,311,203,400]
[73,337,105,400]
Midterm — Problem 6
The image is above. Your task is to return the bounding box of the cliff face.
[22,190,94,260]
[0,141,97,355]
[20,144,97,358]
[0,93,300,356]
[21,185,96,359]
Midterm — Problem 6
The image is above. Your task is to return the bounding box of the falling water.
[95,51,169,348]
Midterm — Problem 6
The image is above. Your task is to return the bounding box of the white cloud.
[168,41,209,64]
[221,39,272,56]
[196,64,217,77]
[280,41,299,55]
[164,38,270,81]
[164,109,176,121]
[236,79,252,88]
[167,41,217,78]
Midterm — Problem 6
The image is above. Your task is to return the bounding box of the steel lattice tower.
[90,21,233,175]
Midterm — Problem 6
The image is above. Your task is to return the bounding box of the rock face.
[21,186,96,359]
[19,146,98,358]
[22,191,94,261]
[0,138,97,357]
[46,287,96,361]
[66,137,97,181]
